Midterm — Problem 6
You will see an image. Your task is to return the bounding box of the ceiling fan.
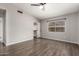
[31,3,46,11]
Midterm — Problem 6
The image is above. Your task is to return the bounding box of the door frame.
[0,9,6,46]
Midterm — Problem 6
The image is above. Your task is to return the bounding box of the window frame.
[48,20,65,32]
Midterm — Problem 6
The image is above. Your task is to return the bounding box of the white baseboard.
[42,37,79,45]
[6,37,33,46]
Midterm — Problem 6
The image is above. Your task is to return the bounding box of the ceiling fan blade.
[31,3,46,6]
[31,4,40,6]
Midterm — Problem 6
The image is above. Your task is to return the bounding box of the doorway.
[0,9,6,55]
[33,22,38,40]
[0,9,6,45]
[34,30,37,39]
[0,17,3,43]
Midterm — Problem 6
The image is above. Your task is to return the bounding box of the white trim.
[42,37,79,45]
[6,37,33,46]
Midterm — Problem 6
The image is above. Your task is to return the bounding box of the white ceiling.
[12,3,79,20]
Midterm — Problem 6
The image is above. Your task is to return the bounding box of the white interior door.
[0,17,3,42]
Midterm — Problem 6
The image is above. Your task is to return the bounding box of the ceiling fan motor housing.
[40,3,46,5]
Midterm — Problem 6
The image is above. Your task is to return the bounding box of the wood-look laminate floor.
[0,38,79,56]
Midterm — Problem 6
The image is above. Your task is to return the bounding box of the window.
[48,20,65,32]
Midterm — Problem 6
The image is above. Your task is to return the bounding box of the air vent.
[17,10,23,14]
